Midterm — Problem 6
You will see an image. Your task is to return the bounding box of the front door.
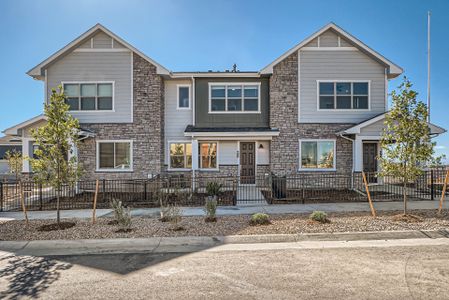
[240,142,256,184]
[363,142,378,183]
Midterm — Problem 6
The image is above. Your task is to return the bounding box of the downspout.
[191,76,196,190]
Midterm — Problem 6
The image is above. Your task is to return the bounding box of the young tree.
[5,149,22,182]
[30,86,81,225]
[379,77,435,215]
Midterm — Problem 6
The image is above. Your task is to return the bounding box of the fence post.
[102,179,106,202]
[39,183,43,211]
[430,170,435,200]
[144,180,147,201]
[0,181,3,212]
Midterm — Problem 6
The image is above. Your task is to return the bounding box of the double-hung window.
[97,141,132,171]
[177,85,190,109]
[169,142,192,169]
[199,142,218,169]
[300,140,335,170]
[210,83,260,112]
[63,82,113,111]
[318,81,369,110]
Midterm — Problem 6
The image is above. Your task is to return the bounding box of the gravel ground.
[1,210,449,241]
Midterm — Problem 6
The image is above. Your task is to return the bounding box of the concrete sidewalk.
[1,200,448,221]
[1,230,449,256]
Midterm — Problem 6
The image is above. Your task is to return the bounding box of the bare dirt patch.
[38,222,76,232]
[1,210,448,241]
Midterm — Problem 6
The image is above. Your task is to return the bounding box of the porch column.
[354,136,363,172]
[192,139,199,170]
[22,138,32,173]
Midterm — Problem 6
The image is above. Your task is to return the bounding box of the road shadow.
[48,252,186,275]
[0,254,72,299]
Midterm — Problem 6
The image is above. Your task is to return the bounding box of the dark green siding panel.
[195,77,269,128]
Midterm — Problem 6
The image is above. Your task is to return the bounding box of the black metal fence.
[0,169,447,211]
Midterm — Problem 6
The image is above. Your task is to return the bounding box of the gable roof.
[2,115,47,136]
[260,23,403,78]
[339,112,446,136]
[27,23,170,79]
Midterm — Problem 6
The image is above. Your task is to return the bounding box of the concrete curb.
[1,229,448,256]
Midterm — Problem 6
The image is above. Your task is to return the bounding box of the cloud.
[435,145,447,150]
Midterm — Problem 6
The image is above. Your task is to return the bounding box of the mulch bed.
[1,210,449,241]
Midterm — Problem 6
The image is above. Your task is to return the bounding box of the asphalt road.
[1,243,449,299]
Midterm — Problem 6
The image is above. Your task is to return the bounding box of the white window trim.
[96,140,133,172]
[176,84,191,110]
[198,141,219,171]
[316,80,371,111]
[298,139,336,172]
[168,140,192,171]
[61,81,115,112]
[208,82,261,114]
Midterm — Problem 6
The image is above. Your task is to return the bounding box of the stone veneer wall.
[269,51,353,175]
[78,53,164,180]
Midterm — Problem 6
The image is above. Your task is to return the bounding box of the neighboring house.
[2,23,445,182]
[0,136,22,175]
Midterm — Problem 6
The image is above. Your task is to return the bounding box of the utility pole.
[427,11,431,122]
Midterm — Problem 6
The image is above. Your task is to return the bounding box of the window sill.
[208,111,261,114]
[298,168,336,172]
[167,168,192,172]
[95,169,133,173]
[197,168,220,172]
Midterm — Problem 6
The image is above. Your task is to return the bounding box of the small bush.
[309,211,329,223]
[168,204,183,231]
[204,198,218,222]
[250,213,271,225]
[110,199,132,232]
[206,181,222,197]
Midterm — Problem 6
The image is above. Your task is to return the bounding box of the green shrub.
[204,198,218,222]
[110,199,132,232]
[309,211,329,223]
[206,181,222,197]
[250,213,271,225]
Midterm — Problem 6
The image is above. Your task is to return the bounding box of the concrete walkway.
[1,200,448,221]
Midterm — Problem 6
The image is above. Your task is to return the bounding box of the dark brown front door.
[363,143,378,182]
[240,142,255,184]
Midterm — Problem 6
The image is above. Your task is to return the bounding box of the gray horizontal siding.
[360,119,385,136]
[93,32,112,48]
[46,51,133,123]
[164,79,193,164]
[299,50,386,123]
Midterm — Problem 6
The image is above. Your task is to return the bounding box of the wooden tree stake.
[438,170,449,214]
[92,179,99,224]
[362,172,377,217]
[19,182,29,225]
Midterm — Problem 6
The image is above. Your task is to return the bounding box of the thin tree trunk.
[403,181,407,215]
[56,188,60,224]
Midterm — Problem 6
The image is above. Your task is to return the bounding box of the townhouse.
[1,23,445,182]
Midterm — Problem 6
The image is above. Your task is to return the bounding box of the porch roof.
[184,125,279,139]
[338,112,446,136]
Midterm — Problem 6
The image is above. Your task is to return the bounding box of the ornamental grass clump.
[249,213,271,226]
[204,197,218,222]
[110,199,132,232]
[309,211,330,224]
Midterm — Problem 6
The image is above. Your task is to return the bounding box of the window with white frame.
[63,83,113,111]
[199,142,218,169]
[210,83,260,112]
[169,142,192,169]
[177,85,190,109]
[300,140,335,170]
[318,81,369,110]
[97,141,132,171]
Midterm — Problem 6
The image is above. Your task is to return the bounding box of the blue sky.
[0,0,448,157]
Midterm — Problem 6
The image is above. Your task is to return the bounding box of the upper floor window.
[63,82,113,111]
[318,81,369,110]
[177,85,191,109]
[209,83,260,113]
